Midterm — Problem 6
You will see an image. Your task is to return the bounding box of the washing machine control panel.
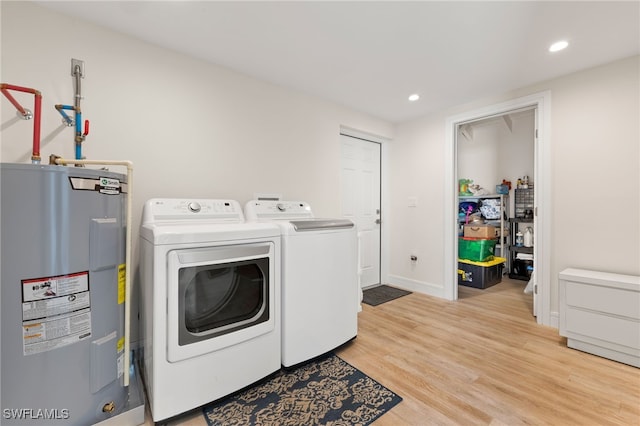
[245,200,313,220]
[143,198,245,223]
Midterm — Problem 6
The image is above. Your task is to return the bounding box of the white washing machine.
[244,200,358,368]
[139,198,281,422]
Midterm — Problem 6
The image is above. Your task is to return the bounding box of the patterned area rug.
[362,285,412,306]
[202,354,402,425]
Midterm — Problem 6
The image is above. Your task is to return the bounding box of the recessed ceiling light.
[408,94,420,102]
[549,40,569,52]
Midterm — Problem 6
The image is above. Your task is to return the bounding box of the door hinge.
[534,284,538,294]
[535,128,538,139]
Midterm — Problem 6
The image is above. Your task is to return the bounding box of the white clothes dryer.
[244,200,358,368]
[139,199,281,422]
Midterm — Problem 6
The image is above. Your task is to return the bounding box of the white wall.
[390,55,640,318]
[458,111,535,217]
[1,2,393,342]
[389,115,448,295]
[544,56,640,293]
[458,111,534,200]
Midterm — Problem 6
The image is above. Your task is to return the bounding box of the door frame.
[444,91,552,326]
[339,126,390,287]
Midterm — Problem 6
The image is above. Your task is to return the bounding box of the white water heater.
[1,163,129,425]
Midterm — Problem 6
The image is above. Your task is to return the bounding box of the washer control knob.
[188,202,201,213]
[276,203,286,212]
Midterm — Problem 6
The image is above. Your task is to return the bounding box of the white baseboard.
[548,311,559,329]
[386,275,446,299]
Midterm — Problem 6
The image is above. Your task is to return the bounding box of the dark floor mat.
[202,354,402,426]
[362,285,412,306]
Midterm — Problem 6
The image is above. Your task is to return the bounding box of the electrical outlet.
[71,58,85,78]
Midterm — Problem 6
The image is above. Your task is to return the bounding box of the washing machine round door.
[166,242,276,362]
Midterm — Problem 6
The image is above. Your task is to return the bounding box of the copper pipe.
[33,90,42,163]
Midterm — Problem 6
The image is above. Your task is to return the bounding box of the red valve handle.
[84,119,90,136]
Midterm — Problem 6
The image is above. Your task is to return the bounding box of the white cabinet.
[559,268,640,367]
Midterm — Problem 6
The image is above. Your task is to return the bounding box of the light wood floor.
[147,278,640,425]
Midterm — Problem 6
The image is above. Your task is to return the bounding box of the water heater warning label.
[21,272,91,356]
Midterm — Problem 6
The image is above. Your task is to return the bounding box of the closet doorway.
[444,91,552,326]
[457,109,536,314]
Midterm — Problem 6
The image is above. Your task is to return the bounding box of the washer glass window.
[178,257,270,346]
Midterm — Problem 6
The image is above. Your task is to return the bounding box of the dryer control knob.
[276,203,286,212]
[188,202,201,213]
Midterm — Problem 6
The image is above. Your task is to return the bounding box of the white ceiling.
[34,1,640,123]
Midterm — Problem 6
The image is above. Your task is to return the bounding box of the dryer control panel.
[245,200,313,221]
[142,198,244,223]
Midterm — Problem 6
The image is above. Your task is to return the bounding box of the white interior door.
[340,134,381,288]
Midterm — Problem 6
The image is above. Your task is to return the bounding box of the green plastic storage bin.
[458,237,496,262]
